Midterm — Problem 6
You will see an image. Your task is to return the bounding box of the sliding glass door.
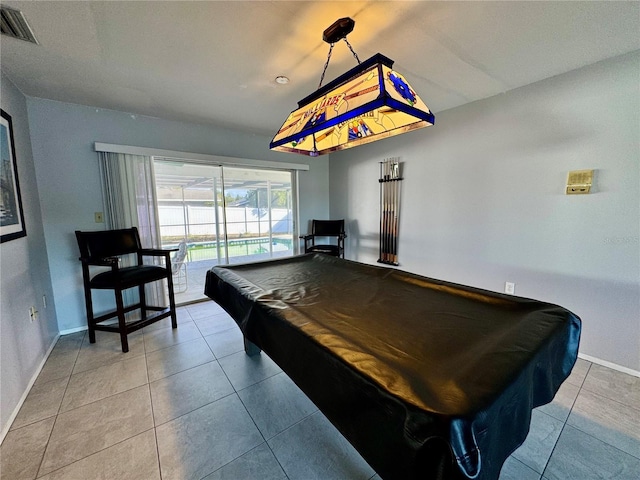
[153,159,295,303]
[222,166,294,264]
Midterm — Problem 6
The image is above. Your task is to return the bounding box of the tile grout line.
[152,307,267,479]
[33,331,87,479]
[142,337,164,479]
[539,362,592,479]
[206,321,275,479]
[149,383,165,480]
[47,332,152,471]
[12,323,639,480]
[145,312,244,430]
[266,440,291,480]
[35,427,158,479]
[214,336,293,479]
[564,360,640,460]
[576,385,640,414]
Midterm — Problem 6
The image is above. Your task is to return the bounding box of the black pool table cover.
[204,254,581,480]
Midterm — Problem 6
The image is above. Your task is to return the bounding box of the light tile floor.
[2,301,639,480]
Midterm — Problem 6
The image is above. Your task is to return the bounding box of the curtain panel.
[98,152,165,306]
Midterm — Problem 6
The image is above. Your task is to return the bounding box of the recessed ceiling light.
[275,76,290,85]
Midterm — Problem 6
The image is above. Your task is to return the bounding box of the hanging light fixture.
[270,17,435,157]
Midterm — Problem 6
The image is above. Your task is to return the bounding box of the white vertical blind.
[98,152,164,306]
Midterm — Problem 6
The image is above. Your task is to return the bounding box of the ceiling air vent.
[1,6,38,44]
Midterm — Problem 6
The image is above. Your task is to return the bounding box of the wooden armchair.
[301,219,346,258]
[75,227,178,352]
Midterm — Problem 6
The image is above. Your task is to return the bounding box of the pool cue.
[382,160,388,262]
[396,161,401,264]
[379,162,382,262]
[385,160,390,264]
[388,190,393,262]
[383,159,391,263]
[379,162,384,262]
[396,162,402,263]
[390,164,397,264]
[392,169,400,264]
[383,159,398,265]
[396,163,400,263]
[315,127,334,143]
[387,160,393,263]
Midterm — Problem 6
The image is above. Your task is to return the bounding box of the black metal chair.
[301,219,347,258]
[75,227,178,352]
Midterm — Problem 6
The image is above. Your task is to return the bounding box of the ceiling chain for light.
[317,43,335,89]
[317,17,361,89]
[343,37,361,65]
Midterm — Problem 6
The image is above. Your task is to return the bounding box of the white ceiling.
[1,1,639,137]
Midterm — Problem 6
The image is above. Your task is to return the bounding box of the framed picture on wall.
[1,109,27,243]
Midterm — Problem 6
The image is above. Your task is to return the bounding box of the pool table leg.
[244,337,261,356]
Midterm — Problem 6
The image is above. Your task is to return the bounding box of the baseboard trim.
[0,333,61,445]
[58,325,88,335]
[578,353,640,378]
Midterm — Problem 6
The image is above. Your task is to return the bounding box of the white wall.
[329,51,640,372]
[0,74,58,437]
[25,98,329,332]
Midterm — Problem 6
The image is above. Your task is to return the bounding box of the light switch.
[566,170,594,195]
[94,212,104,223]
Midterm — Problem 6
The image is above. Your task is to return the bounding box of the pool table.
[205,254,581,479]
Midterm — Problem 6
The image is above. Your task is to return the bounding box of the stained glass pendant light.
[270,18,435,157]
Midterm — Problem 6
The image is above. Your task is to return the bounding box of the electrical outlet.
[95,212,104,223]
[505,282,515,295]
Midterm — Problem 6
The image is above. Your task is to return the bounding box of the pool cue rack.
[378,158,403,266]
